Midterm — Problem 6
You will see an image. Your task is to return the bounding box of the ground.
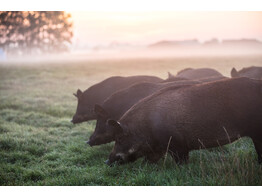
[0,55,262,185]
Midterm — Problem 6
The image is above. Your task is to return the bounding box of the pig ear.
[107,119,123,135]
[168,72,174,79]
[231,68,239,78]
[94,104,108,117]
[74,89,83,98]
[77,89,83,97]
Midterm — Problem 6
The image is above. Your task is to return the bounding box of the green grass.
[1,56,262,185]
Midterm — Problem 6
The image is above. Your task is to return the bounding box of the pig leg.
[253,140,262,164]
[168,149,189,164]
[167,132,189,164]
[168,141,189,164]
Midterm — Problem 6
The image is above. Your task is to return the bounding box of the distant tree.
[0,11,73,56]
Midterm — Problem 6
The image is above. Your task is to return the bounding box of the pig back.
[120,78,262,150]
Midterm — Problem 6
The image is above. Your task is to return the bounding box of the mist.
[1,40,262,63]
[1,11,262,63]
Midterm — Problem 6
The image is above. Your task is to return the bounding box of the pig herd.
[71,66,262,166]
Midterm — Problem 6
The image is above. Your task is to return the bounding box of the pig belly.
[187,127,242,150]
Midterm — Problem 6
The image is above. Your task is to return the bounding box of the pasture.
[1,55,262,186]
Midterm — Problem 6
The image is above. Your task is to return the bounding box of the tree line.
[0,11,73,56]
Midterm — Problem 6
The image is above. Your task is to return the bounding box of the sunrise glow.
[71,11,262,46]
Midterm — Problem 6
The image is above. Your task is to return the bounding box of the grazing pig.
[169,68,223,80]
[105,77,262,166]
[71,75,163,123]
[231,66,262,80]
[87,80,200,146]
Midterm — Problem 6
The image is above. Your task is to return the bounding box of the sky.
[70,11,262,48]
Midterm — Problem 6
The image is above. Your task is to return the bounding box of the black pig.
[87,80,199,146]
[231,66,262,80]
[105,77,262,166]
[168,68,223,81]
[72,75,163,123]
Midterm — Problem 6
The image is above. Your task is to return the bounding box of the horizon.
[70,11,262,50]
[1,11,262,61]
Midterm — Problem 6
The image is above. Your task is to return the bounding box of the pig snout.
[71,114,83,124]
[105,159,113,167]
[85,140,94,147]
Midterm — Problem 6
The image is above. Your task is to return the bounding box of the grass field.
[1,55,262,186]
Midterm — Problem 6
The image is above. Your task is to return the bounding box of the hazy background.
[69,11,262,59]
[1,11,262,61]
[71,11,262,46]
